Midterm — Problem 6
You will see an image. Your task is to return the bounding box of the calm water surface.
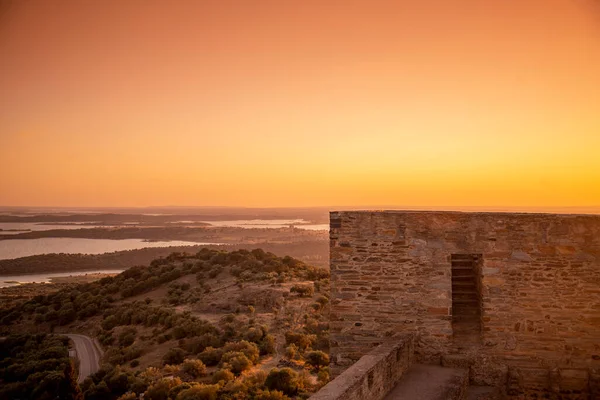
[0,238,214,260]
[201,219,328,230]
[0,222,109,235]
[0,270,125,288]
[0,220,328,234]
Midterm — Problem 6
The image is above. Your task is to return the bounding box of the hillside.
[0,226,327,244]
[0,249,331,400]
[0,241,328,275]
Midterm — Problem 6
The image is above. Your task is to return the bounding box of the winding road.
[66,334,102,383]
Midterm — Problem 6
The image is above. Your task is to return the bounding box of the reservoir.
[0,270,125,288]
[0,238,214,260]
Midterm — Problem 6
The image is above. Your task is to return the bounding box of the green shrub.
[199,347,223,366]
[118,328,137,347]
[222,340,260,363]
[124,345,142,361]
[265,368,299,396]
[144,377,183,400]
[212,368,235,384]
[219,351,252,375]
[316,295,329,306]
[117,392,137,400]
[305,350,329,369]
[208,267,221,279]
[168,383,193,400]
[290,285,314,297]
[317,369,330,385]
[259,334,276,355]
[102,315,118,331]
[163,348,186,365]
[245,326,264,343]
[181,359,207,378]
[284,344,298,360]
[176,384,219,400]
[284,331,316,351]
[254,389,291,400]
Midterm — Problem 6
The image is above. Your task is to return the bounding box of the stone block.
[471,356,508,387]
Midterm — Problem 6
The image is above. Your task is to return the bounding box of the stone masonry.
[329,211,600,398]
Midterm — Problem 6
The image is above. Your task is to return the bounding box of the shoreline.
[0,225,327,241]
[0,268,126,278]
[0,241,329,276]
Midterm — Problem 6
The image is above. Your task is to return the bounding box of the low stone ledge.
[310,335,414,400]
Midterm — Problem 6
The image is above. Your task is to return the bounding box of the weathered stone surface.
[442,354,474,370]
[467,386,503,400]
[329,210,600,398]
[384,364,469,400]
[309,335,414,400]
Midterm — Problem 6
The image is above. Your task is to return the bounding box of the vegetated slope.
[0,334,82,399]
[0,241,329,275]
[0,249,331,400]
[0,279,97,311]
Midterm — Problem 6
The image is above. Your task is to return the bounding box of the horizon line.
[1,205,599,210]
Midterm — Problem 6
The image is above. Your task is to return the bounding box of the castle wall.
[310,336,414,400]
[329,211,600,396]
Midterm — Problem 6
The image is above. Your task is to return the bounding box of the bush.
[222,340,260,363]
[124,345,142,361]
[245,326,264,343]
[144,377,183,400]
[168,383,193,399]
[254,389,291,400]
[317,369,330,385]
[316,295,329,306]
[118,328,137,347]
[181,359,207,378]
[156,334,171,344]
[176,384,219,400]
[285,344,298,360]
[208,267,221,279]
[199,347,223,366]
[102,315,118,331]
[265,368,299,396]
[290,285,314,297]
[212,368,235,384]
[185,334,221,354]
[117,392,137,400]
[163,348,186,365]
[285,331,316,351]
[305,350,329,369]
[219,351,252,375]
[259,334,276,355]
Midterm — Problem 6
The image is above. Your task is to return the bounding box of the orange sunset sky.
[0,0,599,208]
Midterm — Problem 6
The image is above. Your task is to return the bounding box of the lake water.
[0,222,110,235]
[0,270,125,288]
[0,238,213,260]
[0,220,329,234]
[201,219,329,230]
[295,224,329,231]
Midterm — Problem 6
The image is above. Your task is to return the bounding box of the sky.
[1,0,599,208]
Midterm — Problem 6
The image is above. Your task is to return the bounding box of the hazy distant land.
[0,225,327,243]
[0,241,329,276]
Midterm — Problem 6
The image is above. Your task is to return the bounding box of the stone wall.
[309,335,414,400]
[329,211,600,397]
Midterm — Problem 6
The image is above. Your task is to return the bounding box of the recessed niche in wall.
[451,254,482,344]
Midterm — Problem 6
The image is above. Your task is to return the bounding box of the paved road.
[66,334,101,383]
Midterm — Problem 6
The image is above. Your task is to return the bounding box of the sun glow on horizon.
[1,0,599,208]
